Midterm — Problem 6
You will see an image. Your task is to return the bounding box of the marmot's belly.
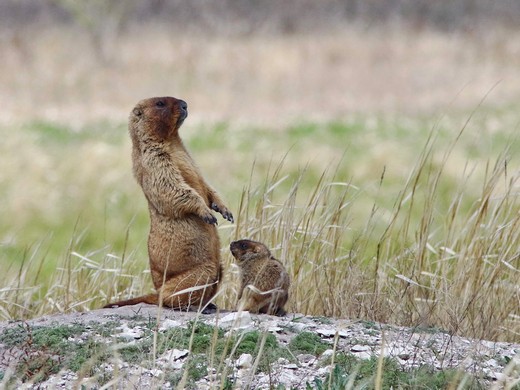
[148,215,220,275]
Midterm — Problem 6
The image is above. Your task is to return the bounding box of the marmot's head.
[129,96,188,144]
[230,239,271,263]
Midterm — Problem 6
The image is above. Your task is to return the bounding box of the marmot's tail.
[103,293,158,308]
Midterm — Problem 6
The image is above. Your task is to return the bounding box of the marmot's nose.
[179,100,188,115]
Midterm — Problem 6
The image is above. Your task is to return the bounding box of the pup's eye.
[155,101,165,107]
[239,243,248,250]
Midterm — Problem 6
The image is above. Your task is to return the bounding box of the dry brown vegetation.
[1,16,520,126]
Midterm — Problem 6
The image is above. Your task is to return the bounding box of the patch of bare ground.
[0,306,519,389]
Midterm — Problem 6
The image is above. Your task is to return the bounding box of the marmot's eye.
[156,101,165,107]
[239,243,248,250]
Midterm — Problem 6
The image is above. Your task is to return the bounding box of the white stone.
[490,372,508,381]
[159,319,182,331]
[260,320,284,333]
[318,349,335,364]
[317,366,330,376]
[351,345,372,360]
[481,340,496,349]
[278,369,300,386]
[161,381,173,389]
[462,357,475,369]
[163,348,190,361]
[321,349,334,358]
[297,354,316,365]
[354,351,371,360]
[117,325,144,340]
[215,311,253,330]
[316,328,349,338]
[316,328,335,337]
[236,368,250,380]
[193,382,212,390]
[149,368,163,377]
[99,363,114,373]
[158,348,189,369]
[236,353,253,369]
[351,345,371,353]
[291,322,308,332]
[255,372,270,386]
[397,353,411,361]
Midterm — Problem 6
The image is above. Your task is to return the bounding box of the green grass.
[1,106,519,344]
[24,120,126,145]
[233,330,294,373]
[0,322,115,383]
[288,332,330,356]
[309,353,487,390]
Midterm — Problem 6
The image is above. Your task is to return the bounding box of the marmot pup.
[230,239,290,316]
[104,96,233,311]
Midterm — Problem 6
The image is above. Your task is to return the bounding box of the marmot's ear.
[133,107,142,117]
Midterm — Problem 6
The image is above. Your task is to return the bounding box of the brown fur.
[104,96,233,311]
[230,239,290,316]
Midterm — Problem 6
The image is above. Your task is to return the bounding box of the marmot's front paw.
[222,210,234,223]
[201,211,218,225]
[211,203,234,223]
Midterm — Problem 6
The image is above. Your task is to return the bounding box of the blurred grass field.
[2,105,519,342]
[2,108,517,274]
[1,11,520,343]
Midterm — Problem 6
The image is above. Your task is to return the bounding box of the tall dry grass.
[225,131,519,342]
[1,123,518,343]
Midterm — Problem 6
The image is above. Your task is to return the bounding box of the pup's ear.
[132,107,142,117]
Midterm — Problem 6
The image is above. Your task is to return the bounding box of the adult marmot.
[104,96,233,311]
[230,239,290,316]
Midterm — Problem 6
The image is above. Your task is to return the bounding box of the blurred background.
[2,0,520,125]
[1,1,519,338]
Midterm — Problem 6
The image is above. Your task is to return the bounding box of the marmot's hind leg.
[158,269,220,310]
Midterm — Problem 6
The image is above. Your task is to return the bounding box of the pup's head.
[129,96,188,143]
[230,239,271,263]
